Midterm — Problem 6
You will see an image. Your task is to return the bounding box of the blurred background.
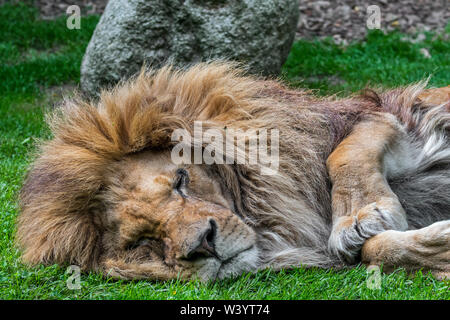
[26,1,450,41]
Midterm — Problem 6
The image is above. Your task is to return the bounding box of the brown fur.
[16,62,450,280]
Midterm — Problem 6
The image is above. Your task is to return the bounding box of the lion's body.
[17,63,450,280]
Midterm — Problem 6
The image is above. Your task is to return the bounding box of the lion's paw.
[328,202,405,264]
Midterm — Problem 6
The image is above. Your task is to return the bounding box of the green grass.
[0,2,449,300]
[282,28,450,95]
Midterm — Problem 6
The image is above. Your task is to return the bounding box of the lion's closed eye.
[123,236,166,264]
[173,168,189,197]
[126,237,156,251]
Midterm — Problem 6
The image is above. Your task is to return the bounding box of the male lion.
[17,63,450,281]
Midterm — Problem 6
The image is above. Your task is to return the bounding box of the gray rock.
[81,0,300,97]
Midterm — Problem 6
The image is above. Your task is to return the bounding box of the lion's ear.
[17,142,106,270]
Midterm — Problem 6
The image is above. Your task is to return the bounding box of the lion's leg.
[362,220,450,280]
[327,113,409,263]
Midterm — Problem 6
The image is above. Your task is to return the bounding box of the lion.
[16,62,450,281]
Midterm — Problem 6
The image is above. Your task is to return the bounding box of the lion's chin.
[188,245,260,282]
[215,245,260,280]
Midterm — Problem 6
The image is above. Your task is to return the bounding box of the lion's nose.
[185,219,218,260]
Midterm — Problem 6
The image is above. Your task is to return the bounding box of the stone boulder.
[80,0,300,97]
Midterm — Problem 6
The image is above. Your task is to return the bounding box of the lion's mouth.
[221,245,254,264]
[214,245,258,280]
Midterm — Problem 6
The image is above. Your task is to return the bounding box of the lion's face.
[100,151,259,281]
